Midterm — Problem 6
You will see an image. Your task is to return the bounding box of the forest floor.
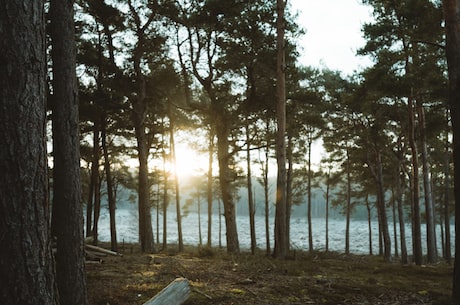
[86,243,453,305]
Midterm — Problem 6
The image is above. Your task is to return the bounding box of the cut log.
[142,278,190,305]
[85,244,122,257]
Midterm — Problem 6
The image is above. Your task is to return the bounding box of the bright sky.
[172,2,377,178]
[290,0,374,75]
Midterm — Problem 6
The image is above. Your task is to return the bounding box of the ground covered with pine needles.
[86,243,453,305]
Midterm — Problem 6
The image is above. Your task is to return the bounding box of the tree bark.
[417,100,438,263]
[87,124,100,238]
[274,0,288,259]
[0,2,59,303]
[263,118,271,256]
[50,0,88,304]
[325,171,330,252]
[128,0,155,253]
[170,115,184,252]
[368,149,392,262]
[442,1,460,302]
[307,138,313,252]
[207,128,215,248]
[392,191,399,257]
[345,149,351,255]
[101,118,117,252]
[215,112,240,254]
[408,96,423,265]
[396,161,408,264]
[366,195,373,255]
[443,112,452,262]
[162,138,169,250]
[246,122,257,254]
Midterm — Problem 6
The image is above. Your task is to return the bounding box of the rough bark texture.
[0,2,59,304]
[50,0,88,304]
[274,0,288,259]
[442,1,460,302]
[134,115,155,253]
[129,0,155,253]
[216,111,240,254]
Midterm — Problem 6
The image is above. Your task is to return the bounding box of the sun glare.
[173,143,209,179]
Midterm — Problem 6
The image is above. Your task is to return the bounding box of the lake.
[93,207,455,256]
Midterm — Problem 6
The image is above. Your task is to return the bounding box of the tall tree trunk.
[207,128,215,248]
[129,0,155,253]
[101,118,117,252]
[215,115,240,254]
[274,0,288,259]
[408,95,423,265]
[218,199,223,248]
[198,193,202,246]
[417,100,438,263]
[87,125,100,237]
[442,1,460,301]
[376,151,391,262]
[307,138,313,252]
[366,195,373,255]
[135,121,155,253]
[368,149,391,262]
[325,171,330,252]
[391,192,399,257]
[286,133,293,249]
[50,0,88,303]
[92,166,102,245]
[246,122,257,254]
[443,112,452,262]
[162,141,169,250]
[345,149,351,255]
[170,116,184,252]
[263,120,271,255]
[156,182,160,244]
[396,159,408,264]
[0,1,59,303]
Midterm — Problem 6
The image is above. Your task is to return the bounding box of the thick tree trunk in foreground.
[274,0,288,259]
[50,0,88,304]
[0,2,58,304]
[442,1,460,302]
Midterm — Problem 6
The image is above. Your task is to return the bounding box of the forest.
[1,0,460,304]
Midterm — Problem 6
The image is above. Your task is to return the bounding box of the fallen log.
[85,244,122,257]
[142,277,190,305]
